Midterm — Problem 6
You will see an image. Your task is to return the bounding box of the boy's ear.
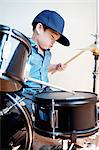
[36,23,43,34]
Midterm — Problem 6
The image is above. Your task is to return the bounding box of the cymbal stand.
[93,52,99,94]
[92,34,99,95]
[93,0,99,96]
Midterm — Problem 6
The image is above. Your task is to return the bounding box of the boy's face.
[35,23,60,50]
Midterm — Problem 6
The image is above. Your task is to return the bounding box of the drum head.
[35,91,97,106]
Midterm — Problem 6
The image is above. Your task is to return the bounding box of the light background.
[0,0,99,96]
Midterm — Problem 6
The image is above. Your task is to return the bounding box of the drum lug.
[55,110,58,128]
[51,99,59,138]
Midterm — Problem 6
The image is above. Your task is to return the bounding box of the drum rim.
[0,24,10,31]
[34,124,99,138]
[0,74,23,92]
[0,24,32,55]
[12,29,31,55]
[34,91,97,105]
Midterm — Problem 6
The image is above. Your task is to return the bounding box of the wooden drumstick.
[51,48,89,74]
[27,77,75,94]
[63,49,88,67]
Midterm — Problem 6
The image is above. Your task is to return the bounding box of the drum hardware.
[62,140,82,150]
[92,0,99,96]
[61,132,84,150]
[53,132,83,150]
[51,99,59,139]
[62,140,69,150]
[51,99,55,139]
[68,143,74,150]
[0,96,25,116]
[93,53,99,94]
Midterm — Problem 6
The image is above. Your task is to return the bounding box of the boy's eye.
[51,35,55,39]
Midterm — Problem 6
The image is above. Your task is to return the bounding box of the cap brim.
[57,35,70,46]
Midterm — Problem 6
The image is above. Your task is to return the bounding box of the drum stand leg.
[62,133,83,150]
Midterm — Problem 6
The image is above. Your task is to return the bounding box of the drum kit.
[0,2,99,149]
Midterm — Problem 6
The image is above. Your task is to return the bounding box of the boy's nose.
[51,39,55,45]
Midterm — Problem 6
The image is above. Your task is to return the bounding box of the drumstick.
[51,48,89,74]
[27,77,75,94]
[63,49,88,67]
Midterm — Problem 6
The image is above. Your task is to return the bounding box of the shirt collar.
[29,38,50,56]
[29,38,37,47]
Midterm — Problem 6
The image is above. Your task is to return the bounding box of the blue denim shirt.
[24,38,51,94]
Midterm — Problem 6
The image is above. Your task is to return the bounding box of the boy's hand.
[56,63,64,71]
[49,63,67,74]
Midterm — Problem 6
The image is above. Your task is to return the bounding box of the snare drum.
[0,93,33,150]
[0,24,32,92]
[34,91,99,138]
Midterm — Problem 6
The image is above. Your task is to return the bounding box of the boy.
[22,9,70,115]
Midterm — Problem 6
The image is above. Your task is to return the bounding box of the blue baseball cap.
[32,10,70,46]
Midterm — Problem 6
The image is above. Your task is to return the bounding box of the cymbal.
[90,44,99,55]
[79,44,99,55]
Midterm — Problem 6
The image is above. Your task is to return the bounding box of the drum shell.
[56,103,97,131]
[34,91,98,137]
[6,42,29,82]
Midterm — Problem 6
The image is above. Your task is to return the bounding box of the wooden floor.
[33,130,99,150]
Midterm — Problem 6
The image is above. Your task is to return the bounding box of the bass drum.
[0,93,33,150]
